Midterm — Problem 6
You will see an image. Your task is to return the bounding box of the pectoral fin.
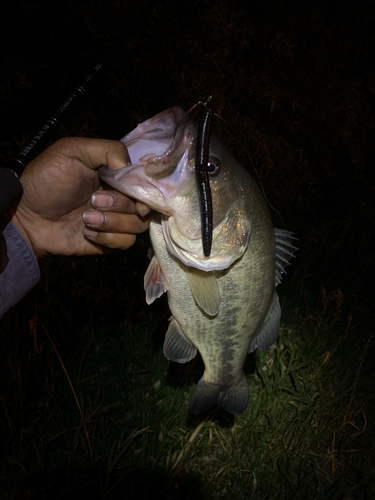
[144,255,168,304]
[163,316,197,363]
[186,267,221,316]
[248,292,281,353]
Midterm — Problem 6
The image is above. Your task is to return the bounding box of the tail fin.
[188,374,249,416]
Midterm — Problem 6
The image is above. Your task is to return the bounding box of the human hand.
[9,137,150,259]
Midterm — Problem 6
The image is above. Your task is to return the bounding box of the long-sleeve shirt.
[0,216,40,318]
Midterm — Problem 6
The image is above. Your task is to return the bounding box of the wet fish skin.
[99,107,297,415]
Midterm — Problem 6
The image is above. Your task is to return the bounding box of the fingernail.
[83,210,104,226]
[92,192,114,208]
[82,227,98,239]
[136,202,150,217]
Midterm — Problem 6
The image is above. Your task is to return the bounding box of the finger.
[91,190,135,213]
[55,137,131,171]
[83,210,149,234]
[82,228,137,251]
[135,201,151,217]
[91,190,151,217]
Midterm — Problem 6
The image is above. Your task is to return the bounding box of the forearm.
[0,216,40,318]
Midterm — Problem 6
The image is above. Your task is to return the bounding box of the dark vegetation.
[1,0,374,498]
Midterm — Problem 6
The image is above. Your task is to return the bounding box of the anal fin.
[163,316,197,363]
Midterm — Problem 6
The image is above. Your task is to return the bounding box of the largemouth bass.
[99,106,296,415]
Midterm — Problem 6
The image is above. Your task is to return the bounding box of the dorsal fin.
[274,228,298,286]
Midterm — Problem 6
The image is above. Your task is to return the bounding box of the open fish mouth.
[123,106,188,168]
[98,107,193,211]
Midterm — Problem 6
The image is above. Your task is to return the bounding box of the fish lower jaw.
[123,185,172,215]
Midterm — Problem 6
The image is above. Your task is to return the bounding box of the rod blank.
[0,63,102,216]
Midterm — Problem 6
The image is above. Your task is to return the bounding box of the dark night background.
[1,0,374,297]
[1,0,374,498]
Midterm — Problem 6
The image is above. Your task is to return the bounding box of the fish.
[99,106,297,415]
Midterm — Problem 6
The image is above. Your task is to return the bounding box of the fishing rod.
[0,63,103,217]
[195,105,213,257]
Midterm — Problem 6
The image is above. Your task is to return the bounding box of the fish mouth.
[124,106,188,168]
[126,107,193,190]
[99,107,196,214]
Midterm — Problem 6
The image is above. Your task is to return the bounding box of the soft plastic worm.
[195,106,213,257]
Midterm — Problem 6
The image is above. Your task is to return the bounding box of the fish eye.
[207,157,221,176]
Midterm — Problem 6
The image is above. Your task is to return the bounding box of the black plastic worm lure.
[195,106,213,257]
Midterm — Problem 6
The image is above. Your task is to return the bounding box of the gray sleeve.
[0,217,40,318]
